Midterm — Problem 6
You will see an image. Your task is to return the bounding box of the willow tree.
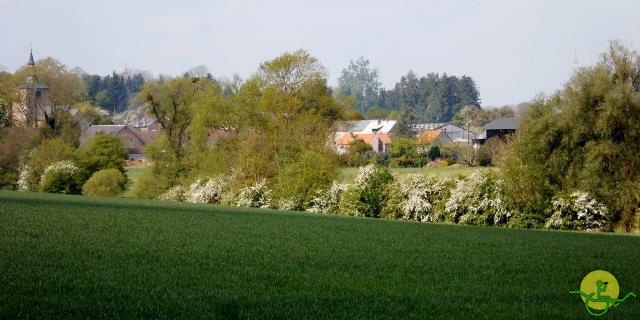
[504,42,640,230]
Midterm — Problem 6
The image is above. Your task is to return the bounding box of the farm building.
[414,123,476,144]
[475,117,521,144]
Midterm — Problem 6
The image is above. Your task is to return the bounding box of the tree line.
[337,57,481,122]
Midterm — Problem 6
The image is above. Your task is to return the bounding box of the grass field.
[1,191,639,319]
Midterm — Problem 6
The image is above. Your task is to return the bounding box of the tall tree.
[504,42,640,231]
[338,57,381,114]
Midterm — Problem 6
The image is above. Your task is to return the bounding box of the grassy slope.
[1,191,639,319]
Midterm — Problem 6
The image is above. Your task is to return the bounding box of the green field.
[1,191,639,319]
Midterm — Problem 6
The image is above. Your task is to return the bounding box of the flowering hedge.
[308,181,347,214]
[148,165,613,233]
[338,164,393,217]
[233,179,273,209]
[382,175,454,222]
[39,161,82,194]
[544,191,608,231]
[444,171,511,226]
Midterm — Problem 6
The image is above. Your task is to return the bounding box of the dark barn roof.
[483,117,521,131]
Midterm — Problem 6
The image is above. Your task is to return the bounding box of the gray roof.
[483,117,521,130]
[337,120,370,132]
[81,125,127,143]
[414,123,448,131]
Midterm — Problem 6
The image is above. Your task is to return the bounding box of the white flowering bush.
[185,176,229,204]
[383,175,453,222]
[277,197,301,211]
[17,165,33,192]
[544,191,608,231]
[39,160,81,194]
[234,179,273,209]
[339,164,393,217]
[444,171,511,226]
[307,181,347,214]
[158,185,188,202]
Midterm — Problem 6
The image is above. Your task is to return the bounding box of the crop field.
[1,191,639,319]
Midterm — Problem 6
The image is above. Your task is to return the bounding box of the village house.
[333,119,396,154]
[335,132,393,154]
[80,123,160,160]
[414,122,476,144]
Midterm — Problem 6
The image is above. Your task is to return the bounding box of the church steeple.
[28,49,35,66]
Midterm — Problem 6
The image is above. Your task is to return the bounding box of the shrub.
[77,133,127,180]
[274,150,337,210]
[544,191,609,231]
[82,168,126,197]
[307,181,347,214]
[132,168,173,199]
[0,127,40,188]
[234,179,273,209]
[17,165,33,192]
[28,138,76,174]
[389,136,425,168]
[39,160,81,194]
[184,176,229,204]
[344,138,375,167]
[339,164,393,217]
[382,175,454,222]
[278,197,302,211]
[445,171,512,226]
[158,185,188,202]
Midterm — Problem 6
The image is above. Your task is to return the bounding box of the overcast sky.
[0,0,638,106]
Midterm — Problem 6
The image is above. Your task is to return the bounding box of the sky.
[0,0,638,106]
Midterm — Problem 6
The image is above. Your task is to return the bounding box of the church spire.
[28,48,35,66]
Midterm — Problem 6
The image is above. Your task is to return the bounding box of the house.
[335,132,393,154]
[414,122,476,144]
[416,129,453,145]
[475,117,520,144]
[336,119,397,134]
[333,119,397,154]
[68,108,91,133]
[80,124,160,159]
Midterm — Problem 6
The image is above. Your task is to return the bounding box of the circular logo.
[579,270,620,311]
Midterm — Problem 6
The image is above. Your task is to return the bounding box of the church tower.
[12,49,51,127]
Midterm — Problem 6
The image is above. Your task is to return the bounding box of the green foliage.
[425,144,441,161]
[39,161,81,194]
[12,57,85,107]
[82,168,126,197]
[274,150,338,210]
[339,165,394,217]
[131,168,173,199]
[77,133,127,181]
[27,138,76,175]
[0,127,40,188]
[84,72,145,113]
[338,57,381,114]
[378,72,480,122]
[343,138,374,167]
[389,136,425,167]
[504,42,640,226]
